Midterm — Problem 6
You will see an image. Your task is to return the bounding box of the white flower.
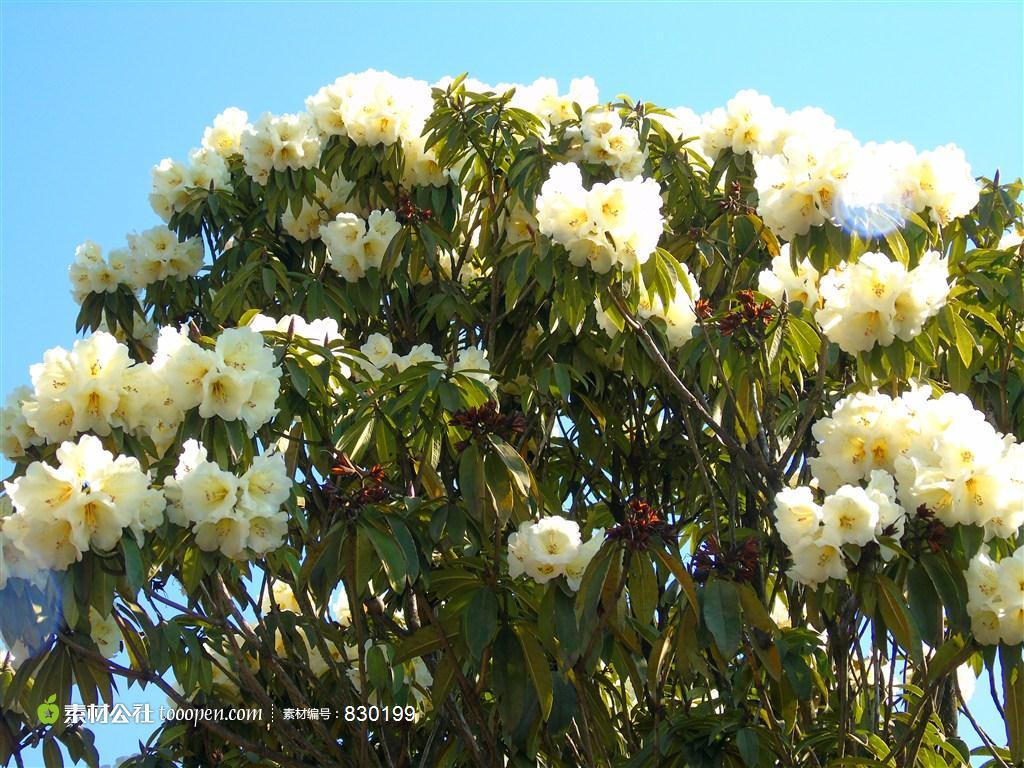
[525,517,581,582]
[1,386,43,460]
[262,580,302,614]
[757,244,819,308]
[177,459,240,525]
[321,209,401,282]
[815,252,910,354]
[773,486,822,547]
[966,546,1024,645]
[89,607,122,658]
[396,343,444,373]
[453,348,497,391]
[787,532,848,586]
[890,251,950,342]
[910,144,979,225]
[820,485,880,547]
[580,110,645,179]
[564,528,605,590]
[359,333,400,373]
[237,452,291,518]
[202,107,250,157]
[152,327,217,411]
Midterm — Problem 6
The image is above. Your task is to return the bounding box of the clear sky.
[1,1,1022,764]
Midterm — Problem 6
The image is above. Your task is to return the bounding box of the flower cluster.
[595,265,701,349]
[773,471,905,586]
[536,162,664,274]
[320,210,403,282]
[441,75,598,130]
[69,228,204,302]
[576,109,645,179]
[3,434,165,571]
[2,327,281,464]
[694,90,981,239]
[965,546,1024,646]
[756,244,820,309]
[507,516,605,591]
[813,251,950,353]
[249,313,343,347]
[150,150,232,223]
[240,112,322,185]
[309,71,449,188]
[357,334,497,391]
[307,69,434,147]
[165,440,291,559]
[810,386,1024,540]
[149,108,250,221]
[151,325,282,435]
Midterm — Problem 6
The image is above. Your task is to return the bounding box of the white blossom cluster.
[595,264,701,349]
[165,440,291,559]
[152,325,282,435]
[773,470,905,586]
[306,70,446,189]
[320,210,402,282]
[2,434,165,572]
[812,251,950,353]
[69,228,204,303]
[507,516,605,590]
[249,313,350,378]
[249,313,343,346]
[575,109,645,179]
[966,546,1024,645]
[357,334,497,392]
[536,162,664,274]
[436,75,599,130]
[689,90,980,239]
[307,70,434,147]
[809,386,1024,539]
[240,111,322,185]
[150,108,250,221]
[2,327,281,463]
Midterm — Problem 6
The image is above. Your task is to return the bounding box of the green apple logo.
[36,694,59,725]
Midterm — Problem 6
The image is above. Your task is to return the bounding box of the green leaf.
[487,435,532,498]
[361,522,408,592]
[1001,645,1024,763]
[876,574,921,665]
[393,625,449,664]
[652,545,699,616]
[736,727,760,767]
[464,588,498,660]
[122,534,145,594]
[515,624,554,720]
[628,554,658,623]
[458,443,486,519]
[703,577,742,658]
[907,563,942,647]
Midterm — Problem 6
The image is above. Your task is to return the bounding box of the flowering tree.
[1,70,1023,768]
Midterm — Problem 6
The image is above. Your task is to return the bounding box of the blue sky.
[1,1,1022,764]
